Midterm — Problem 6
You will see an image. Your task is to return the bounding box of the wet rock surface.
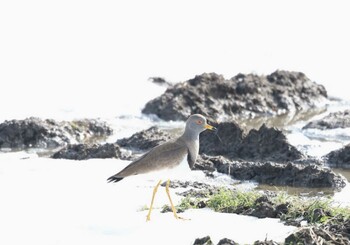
[193,236,213,245]
[249,195,280,218]
[0,117,112,149]
[159,180,224,199]
[116,126,171,151]
[196,155,346,188]
[285,223,350,245]
[325,144,350,168]
[199,121,244,157]
[142,70,327,121]
[217,238,238,245]
[193,237,239,245]
[160,180,213,189]
[193,237,274,245]
[236,124,304,162]
[51,143,123,160]
[303,110,350,130]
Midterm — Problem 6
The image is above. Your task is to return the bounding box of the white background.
[1,0,349,119]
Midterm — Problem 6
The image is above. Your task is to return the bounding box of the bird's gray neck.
[181,129,199,142]
[181,129,199,153]
[179,129,200,167]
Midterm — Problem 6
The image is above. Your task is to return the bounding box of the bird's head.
[185,114,217,134]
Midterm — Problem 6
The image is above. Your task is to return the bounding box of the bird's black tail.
[107,175,124,183]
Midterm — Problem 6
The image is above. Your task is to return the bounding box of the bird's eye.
[196,120,203,125]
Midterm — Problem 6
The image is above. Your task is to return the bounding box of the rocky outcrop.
[248,195,283,219]
[199,121,244,157]
[51,143,123,160]
[325,144,350,168]
[303,110,350,130]
[193,236,274,245]
[148,77,172,87]
[200,123,304,162]
[116,126,171,151]
[196,155,346,189]
[285,223,350,245]
[52,127,170,160]
[193,236,214,245]
[0,117,112,149]
[193,237,238,245]
[237,124,304,162]
[142,71,327,121]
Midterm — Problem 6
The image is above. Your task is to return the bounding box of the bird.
[107,114,216,221]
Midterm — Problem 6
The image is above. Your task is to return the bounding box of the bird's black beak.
[205,124,217,132]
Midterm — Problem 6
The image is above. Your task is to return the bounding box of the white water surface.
[0,153,295,245]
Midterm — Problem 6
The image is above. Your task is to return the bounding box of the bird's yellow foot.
[165,180,191,221]
[145,180,162,222]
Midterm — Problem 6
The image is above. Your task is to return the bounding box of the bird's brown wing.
[109,140,188,180]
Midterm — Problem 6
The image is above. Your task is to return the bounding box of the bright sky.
[0,0,349,117]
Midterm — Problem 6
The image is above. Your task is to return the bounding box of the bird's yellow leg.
[146,180,162,222]
[165,179,180,219]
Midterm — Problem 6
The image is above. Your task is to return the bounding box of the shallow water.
[0,153,295,245]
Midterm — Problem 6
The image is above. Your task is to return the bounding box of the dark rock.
[199,121,244,157]
[250,201,277,218]
[116,126,171,151]
[275,203,289,217]
[161,180,225,199]
[217,238,238,245]
[326,216,350,241]
[51,143,123,160]
[117,150,137,161]
[285,226,350,245]
[0,117,112,149]
[148,77,172,87]
[199,122,304,163]
[142,71,327,121]
[161,180,214,190]
[193,236,213,245]
[237,124,304,162]
[200,155,346,188]
[178,187,222,199]
[193,155,216,172]
[197,200,207,208]
[246,195,280,219]
[160,180,191,188]
[291,157,324,166]
[309,208,328,223]
[161,205,185,214]
[303,110,350,130]
[325,144,350,168]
